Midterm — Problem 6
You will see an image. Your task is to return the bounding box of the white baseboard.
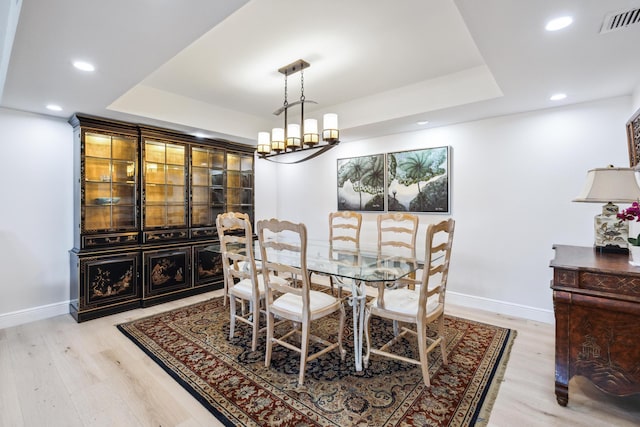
[0,301,70,330]
[447,291,555,324]
[0,292,555,330]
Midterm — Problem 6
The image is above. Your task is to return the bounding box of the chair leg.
[416,322,431,387]
[265,312,274,368]
[229,295,236,341]
[363,307,372,369]
[298,322,310,386]
[251,298,260,352]
[438,315,447,365]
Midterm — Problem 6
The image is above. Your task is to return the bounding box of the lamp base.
[593,210,628,251]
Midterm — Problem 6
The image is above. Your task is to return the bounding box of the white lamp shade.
[304,119,318,134]
[323,113,338,130]
[257,131,271,154]
[574,167,640,203]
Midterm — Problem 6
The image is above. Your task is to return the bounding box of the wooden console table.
[550,244,640,406]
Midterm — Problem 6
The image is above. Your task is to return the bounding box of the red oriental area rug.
[118,297,515,426]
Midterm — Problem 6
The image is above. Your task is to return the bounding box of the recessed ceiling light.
[192,132,207,139]
[416,120,429,125]
[545,16,573,31]
[73,60,95,72]
[46,104,62,111]
[550,93,567,101]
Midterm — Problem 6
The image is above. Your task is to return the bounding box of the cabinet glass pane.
[85,206,111,229]
[86,182,112,203]
[145,206,166,227]
[242,189,253,205]
[112,136,136,160]
[227,188,241,205]
[227,171,241,187]
[112,183,135,205]
[227,154,240,171]
[211,189,224,206]
[241,156,253,171]
[192,148,209,167]
[167,186,185,203]
[145,163,165,184]
[112,206,136,228]
[167,205,186,225]
[145,141,166,163]
[211,170,224,186]
[241,172,253,188]
[85,133,112,158]
[166,145,185,165]
[166,166,184,185]
[192,187,208,204]
[85,158,112,182]
[145,184,165,203]
[113,160,136,183]
[211,152,224,169]
[192,167,209,186]
[192,206,210,224]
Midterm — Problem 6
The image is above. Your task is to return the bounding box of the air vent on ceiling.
[600,7,640,33]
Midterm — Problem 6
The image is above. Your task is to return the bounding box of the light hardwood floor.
[1,290,639,426]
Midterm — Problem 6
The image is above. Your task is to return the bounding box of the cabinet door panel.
[144,248,191,297]
[82,254,139,307]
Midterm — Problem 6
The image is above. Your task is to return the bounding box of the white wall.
[256,96,633,323]
[0,108,73,328]
[0,96,632,327]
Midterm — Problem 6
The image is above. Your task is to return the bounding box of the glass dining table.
[211,238,422,372]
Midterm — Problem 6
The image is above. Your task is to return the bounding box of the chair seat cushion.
[230,274,287,299]
[370,288,440,317]
[273,289,338,315]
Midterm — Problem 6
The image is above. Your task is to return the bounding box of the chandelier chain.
[300,69,305,102]
[283,73,288,108]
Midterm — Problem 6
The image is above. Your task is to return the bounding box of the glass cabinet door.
[144,140,186,228]
[226,153,254,222]
[84,132,137,231]
[191,146,225,227]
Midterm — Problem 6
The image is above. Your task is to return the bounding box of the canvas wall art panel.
[337,154,385,211]
[387,146,450,213]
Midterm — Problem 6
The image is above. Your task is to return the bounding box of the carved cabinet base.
[551,245,640,406]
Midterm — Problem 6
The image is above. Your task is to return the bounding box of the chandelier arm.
[261,142,340,164]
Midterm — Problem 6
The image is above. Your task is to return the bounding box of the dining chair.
[377,212,420,289]
[327,211,362,297]
[216,212,287,351]
[363,218,455,386]
[257,218,346,386]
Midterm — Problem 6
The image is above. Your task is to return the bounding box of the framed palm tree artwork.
[337,154,385,211]
[387,146,450,213]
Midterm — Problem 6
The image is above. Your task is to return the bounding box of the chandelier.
[256,59,340,163]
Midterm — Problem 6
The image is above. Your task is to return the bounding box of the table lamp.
[574,165,640,252]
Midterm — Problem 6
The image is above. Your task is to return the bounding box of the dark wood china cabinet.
[69,114,254,321]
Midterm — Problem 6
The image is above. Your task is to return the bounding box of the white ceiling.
[1,0,640,146]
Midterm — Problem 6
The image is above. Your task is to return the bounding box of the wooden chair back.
[215,212,258,302]
[329,211,362,248]
[377,213,418,258]
[257,218,310,311]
